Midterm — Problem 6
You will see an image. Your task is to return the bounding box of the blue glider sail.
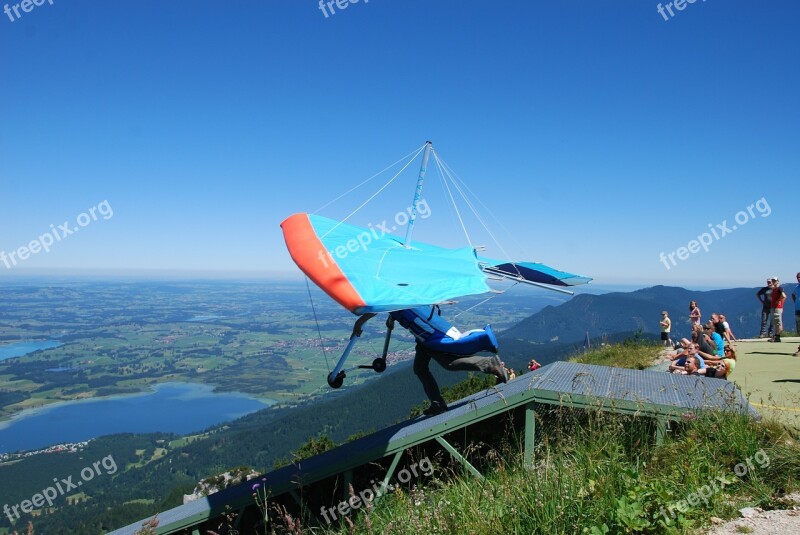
[281,213,592,315]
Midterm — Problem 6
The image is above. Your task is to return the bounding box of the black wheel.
[372,358,387,373]
[327,371,345,388]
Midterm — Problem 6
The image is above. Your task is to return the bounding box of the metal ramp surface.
[109,361,756,534]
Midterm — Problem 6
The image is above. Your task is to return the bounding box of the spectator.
[757,278,774,338]
[689,300,701,326]
[719,314,736,343]
[711,313,727,341]
[692,323,716,356]
[722,345,737,376]
[659,311,672,347]
[704,322,725,357]
[683,355,727,379]
[668,344,706,373]
[699,343,736,375]
[769,278,786,343]
[668,338,692,365]
[793,273,800,356]
[528,359,541,371]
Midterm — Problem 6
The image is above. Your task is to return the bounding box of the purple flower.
[252,483,261,490]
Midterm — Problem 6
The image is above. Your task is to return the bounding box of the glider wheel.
[327,371,346,389]
[372,358,387,373]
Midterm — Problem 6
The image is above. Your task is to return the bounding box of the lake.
[0,382,274,453]
[0,340,62,361]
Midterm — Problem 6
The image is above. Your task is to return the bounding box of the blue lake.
[0,340,62,361]
[0,382,274,453]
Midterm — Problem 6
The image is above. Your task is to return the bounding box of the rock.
[711,516,724,524]
[739,507,760,518]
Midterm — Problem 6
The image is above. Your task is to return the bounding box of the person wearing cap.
[769,278,786,343]
[659,311,672,347]
[757,278,774,338]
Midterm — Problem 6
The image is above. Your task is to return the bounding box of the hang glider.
[280,141,591,388]
[281,212,591,315]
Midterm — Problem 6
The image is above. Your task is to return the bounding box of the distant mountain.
[502,284,798,344]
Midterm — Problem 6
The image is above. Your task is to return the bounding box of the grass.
[288,339,800,535]
[569,336,662,370]
[318,409,800,534]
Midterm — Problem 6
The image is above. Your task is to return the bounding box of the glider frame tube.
[328,336,358,388]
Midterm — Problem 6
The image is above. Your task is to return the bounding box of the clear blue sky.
[1,0,797,288]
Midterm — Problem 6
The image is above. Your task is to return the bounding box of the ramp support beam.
[656,418,668,446]
[342,469,353,501]
[435,436,484,479]
[374,450,404,503]
[524,401,536,467]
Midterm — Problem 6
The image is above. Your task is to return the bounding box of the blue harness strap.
[389,307,498,355]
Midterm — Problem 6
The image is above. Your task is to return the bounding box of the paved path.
[648,338,800,425]
[729,337,800,426]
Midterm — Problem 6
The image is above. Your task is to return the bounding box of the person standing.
[660,311,672,347]
[689,300,701,326]
[793,273,800,356]
[757,278,774,338]
[769,278,786,343]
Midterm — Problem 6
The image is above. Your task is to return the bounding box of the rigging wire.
[312,143,428,215]
[440,157,526,265]
[305,276,331,373]
[436,154,522,277]
[431,150,473,246]
[321,145,426,238]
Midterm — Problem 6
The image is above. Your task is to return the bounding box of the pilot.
[353,306,507,416]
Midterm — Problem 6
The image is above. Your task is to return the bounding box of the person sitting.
[719,314,737,343]
[669,338,691,367]
[695,345,736,379]
[681,355,727,379]
[722,346,736,376]
[669,343,706,373]
[704,322,725,358]
[692,324,717,357]
[711,313,727,340]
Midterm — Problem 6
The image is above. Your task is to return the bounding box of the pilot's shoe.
[423,402,448,417]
